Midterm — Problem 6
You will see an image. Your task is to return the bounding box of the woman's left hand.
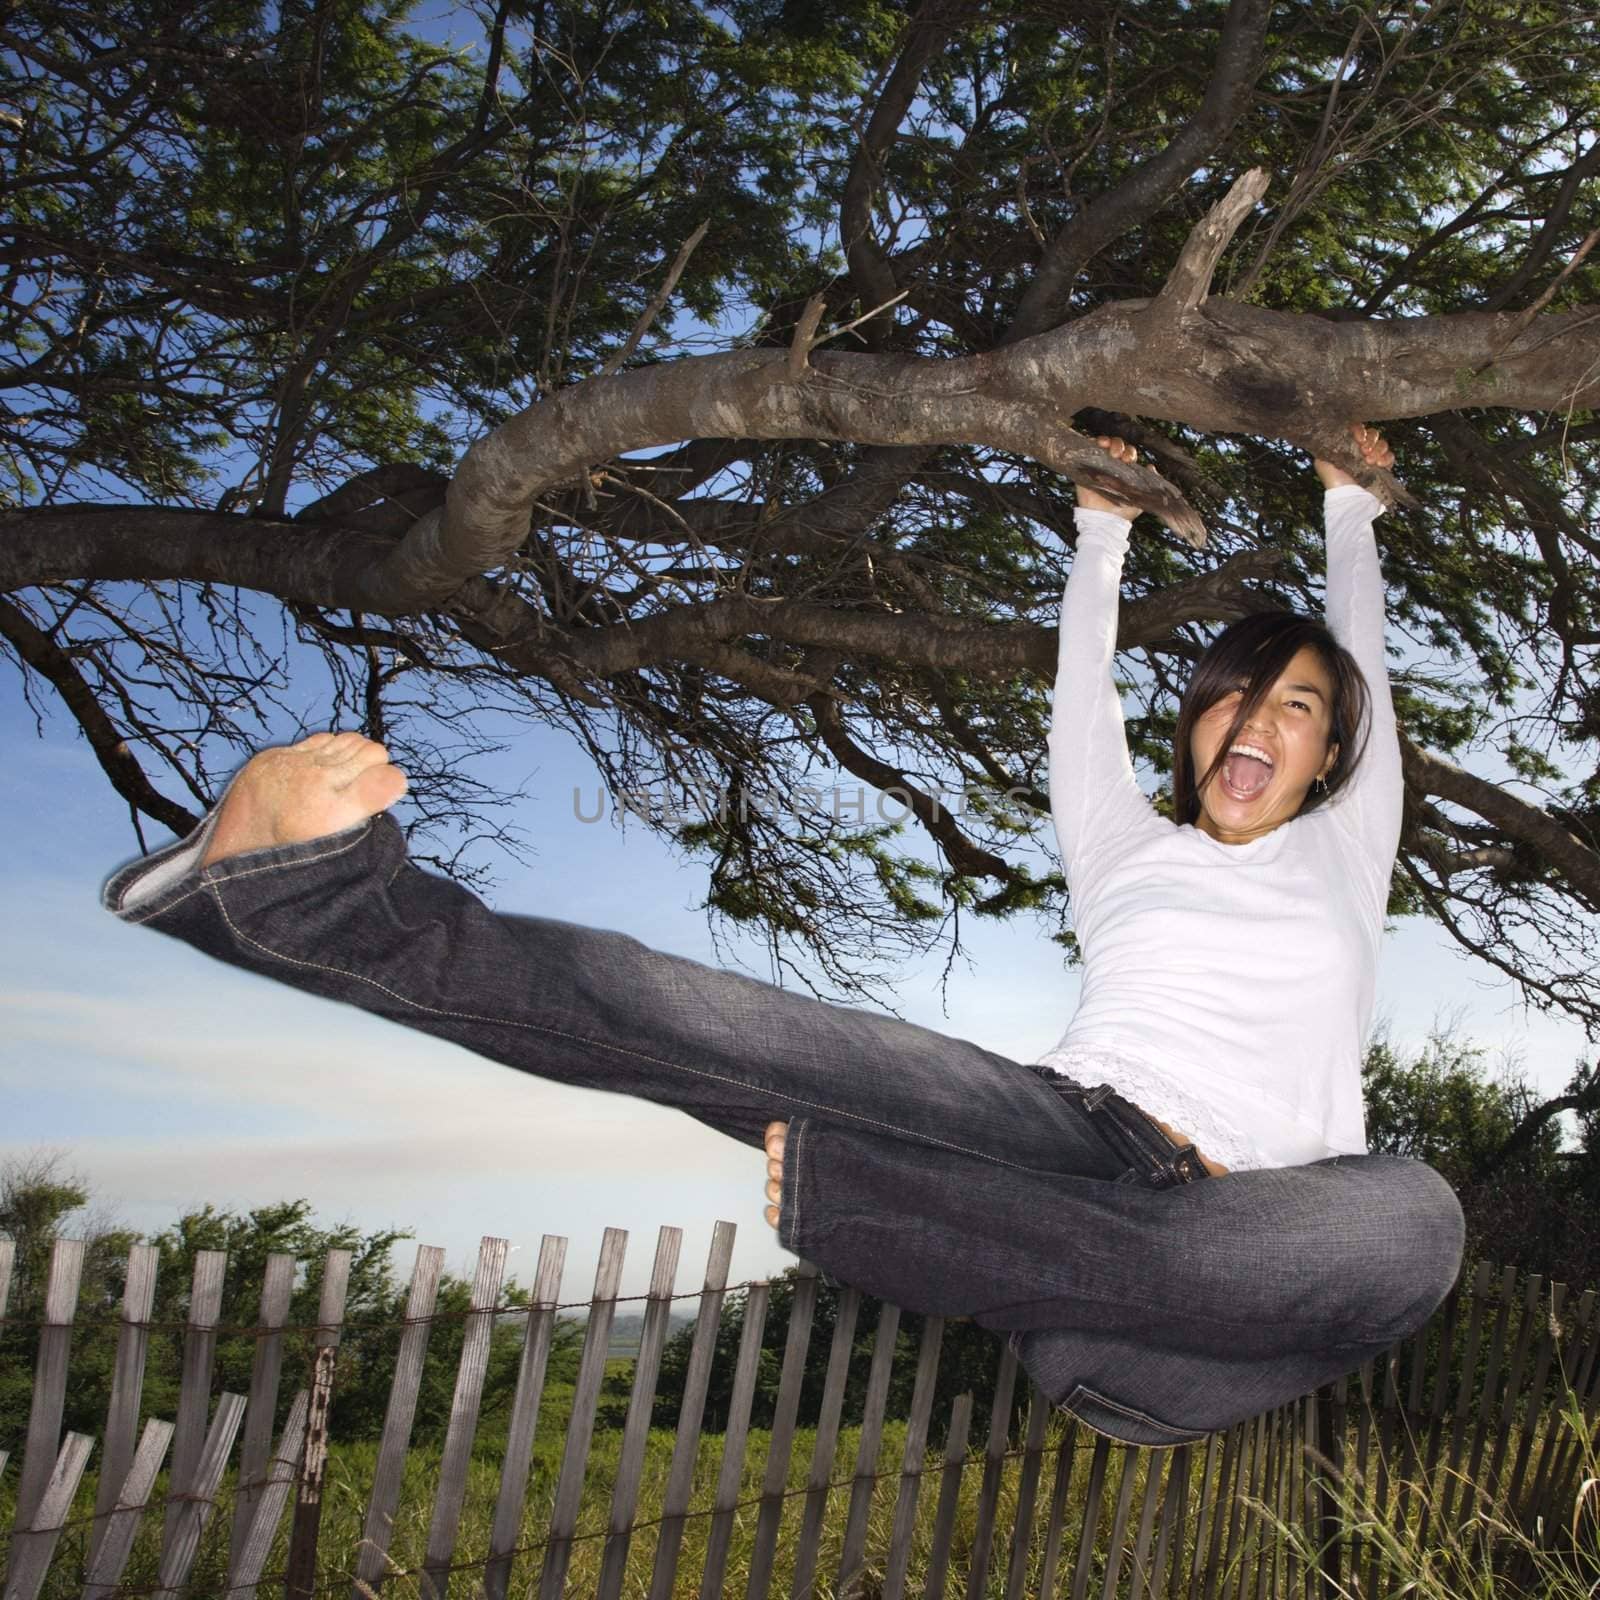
[1315,422,1394,489]
[1076,435,1142,519]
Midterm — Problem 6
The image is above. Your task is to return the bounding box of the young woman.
[103,423,1463,1448]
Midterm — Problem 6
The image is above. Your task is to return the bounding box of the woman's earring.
[1313,775,1328,794]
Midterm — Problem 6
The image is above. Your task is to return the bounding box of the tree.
[4,0,1599,1010]
[1362,1021,1600,1289]
[0,1175,579,1448]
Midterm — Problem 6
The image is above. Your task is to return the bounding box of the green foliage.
[0,1163,582,1451]
[1361,1019,1600,1291]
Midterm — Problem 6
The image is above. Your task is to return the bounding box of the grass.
[3,1373,1596,1598]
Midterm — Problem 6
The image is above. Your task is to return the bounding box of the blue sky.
[4,659,1592,1301]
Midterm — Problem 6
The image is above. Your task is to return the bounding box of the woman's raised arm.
[1313,425,1405,894]
[1048,438,1159,891]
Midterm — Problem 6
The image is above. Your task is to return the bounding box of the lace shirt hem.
[1036,1044,1274,1173]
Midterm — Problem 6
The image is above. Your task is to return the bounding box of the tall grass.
[4,1378,1595,1597]
[1232,1375,1599,1600]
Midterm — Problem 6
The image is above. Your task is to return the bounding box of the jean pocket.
[1061,1383,1212,1449]
[1037,1074,1209,1189]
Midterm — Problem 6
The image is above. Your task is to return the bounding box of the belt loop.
[1082,1083,1115,1111]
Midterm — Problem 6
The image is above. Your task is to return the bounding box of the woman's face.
[1188,644,1340,845]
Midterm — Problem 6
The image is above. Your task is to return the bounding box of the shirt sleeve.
[1321,484,1403,896]
[1047,508,1157,897]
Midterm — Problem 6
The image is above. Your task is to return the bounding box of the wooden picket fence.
[1,1226,1598,1600]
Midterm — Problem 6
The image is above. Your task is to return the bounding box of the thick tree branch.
[1470,1069,1600,1184]
[0,506,1284,678]
[1402,735,1600,907]
[367,251,1599,612]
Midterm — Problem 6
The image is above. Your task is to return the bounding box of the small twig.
[816,290,910,349]
[1474,221,1600,376]
[1154,167,1272,316]
[788,294,828,380]
[787,290,908,380]
[598,218,711,379]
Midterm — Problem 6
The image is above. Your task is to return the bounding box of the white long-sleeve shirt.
[1035,485,1402,1170]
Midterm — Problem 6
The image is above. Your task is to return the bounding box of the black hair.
[1171,610,1371,826]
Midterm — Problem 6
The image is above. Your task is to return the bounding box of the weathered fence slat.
[12,1236,85,1536]
[539,1226,629,1600]
[1244,1405,1275,1600]
[160,1247,228,1560]
[1148,1443,1191,1600]
[922,1391,974,1600]
[789,1282,861,1600]
[1342,1363,1370,1589]
[1100,1443,1141,1599]
[353,1241,446,1595]
[1000,1382,1050,1600]
[697,1279,772,1600]
[4,1431,94,1600]
[81,1417,175,1600]
[0,1237,15,1322]
[1525,1287,1597,1537]
[224,1388,309,1598]
[1126,1437,1165,1600]
[1032,1415,1080,1600]
[1543,1296,1600,1533]
[962,1338,1018,1600]
[482,1234,567,1600]
[747,1260,820,1600]
[1286,1398,1304,1597]
[1411,1280,1465,1561]
[89,1242,159,1572]
[1221,1415,1256,1600]
[1436,1258,1492,1534]
[229,1251,295,1575]
[1184,1428,1224,1600]
[286,1247,353,1600]
[1464,1263,1520,1520]
[1508,1278,1569,1518]
[1487,1272,1544,1510]
[422,1234,511,1600]
[1364,1352,1398,1600]
[1222,1420,1260,1593]
[156,1390,247,1596]
[596,1225,683,1600]
[646,1220,735,1600]
[1311,1377,1343,1592]
[1066,1432,1110,1600]
[835,1300,901,1598]
[880,1312,945,1600]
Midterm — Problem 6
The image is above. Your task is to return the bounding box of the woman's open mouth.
[1220,742,1274,802]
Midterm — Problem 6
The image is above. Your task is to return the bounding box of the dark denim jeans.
[104,812,1466,1448]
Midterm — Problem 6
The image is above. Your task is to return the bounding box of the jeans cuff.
[776,1116,811,1257]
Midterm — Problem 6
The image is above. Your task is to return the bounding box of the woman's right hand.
[1076,435,1141,520]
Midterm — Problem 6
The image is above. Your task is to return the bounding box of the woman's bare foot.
[763,1120,786,1229]
[201,731,408,869]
